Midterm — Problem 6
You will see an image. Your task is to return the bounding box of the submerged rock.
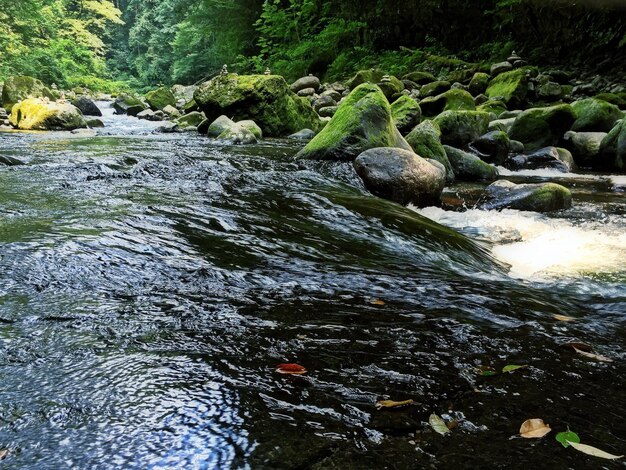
[481,180,572,212]
[353,147,445,207]
[508,104,575,151]
[444,145,498,182]
[296,84,411,161]
[9,98,86,130]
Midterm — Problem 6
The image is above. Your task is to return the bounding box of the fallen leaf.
[572,347,613,363]
[502,364,528,373]
[375,399,414,410]
[275,363,307,375]
[370,299,386,306]
[568,441,624,460]
[519,418,551,438]
[446,419,459,430]
[475,365,497,376]
[556,430,580,448]
[560,341,593,352]
[0,449,8,460]
[429,413,451,436]
[554,314,575,322]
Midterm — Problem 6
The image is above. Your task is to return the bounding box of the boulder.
[86,118,105,128]
[490,61,513,76]
[377,76,404,100]
[289,129,316,140]
[504,146,571,172]
[296,84,411,161]
[353,147,446,207]
[207,115,238,138]
[476,99,507,117]
[562,131,606,168]
[290,76,321,93]
[297,88,316,97]
[346,69,386,90]
[1,76,56,112]
[171,84,197,102]
[197,118,210,134]
[318,106,338,118]
[137,109,162,121]
[481,180,572,212]
[390,95,421,133]
[162,105,181,118]
[507,104,576,151]
[488,117,516,133]
[9,98,87,130]
[444,145,498,182]
[194,74,319,137]
[402,71,436,85]
[238,119,263,139]
[405,120,453,182]
[217,124,258,145]
[113,93,147,115]
[571,98,623,132]
[72,96,102,116]
[176,111,206,129]
[127,104,146,117]
[469,72,490,96]
[313,95,337,112]
[599,120,626,171]
[145,87,176,111]
[470,130,510,165]
[419,81,451,99]
[419,89,475,117]
[486,68,532,108]
[537,81,563,100]
[433,110,491,147]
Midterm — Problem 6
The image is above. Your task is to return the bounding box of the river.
[0,103,624,469]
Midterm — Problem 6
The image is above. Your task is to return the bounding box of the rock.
[508,104,576,151]
[420,89,475,117]
[288,129,316,140]
[86,118,104,128]
[113,93,147,115]
[486,68,533,108]
[599,120,626,171]
[346,69,386,90]
[594,93,626,109]
[444,145,498,182]
[353,147,445,207]
[194,74,319,137]
[510,140,525,153]
[237,119,263,139]
[0,107,7,120]
[170,84,197,101]
[405,121,454,182]
[377,76,404,100]
[207,115,238,138]
[162,105,181,118]
[0,155,24,165]
[145,87,176,111]
[71,128,96,136]
[197,118,210,134]
[488,117,516,133]
[182,98,199,113]
[402,71,436,85]
[490,61,513,76]
[313,95,337,112]
[474,94,489,105]
[297,88,316,97]
[476,99,507,117]
[469,72,490,96]
[296,83,411,161]
[470,130,511,164]
[176,111,205,129]
[419,81,451,99]
[433,110,491,147]
[562,131,606,168]
[290,76,321,93]
[137,109,162,121]
[321,89,342,102]
[9,98,87,130]
[318,106,338,118]
[72,96,102,116]
[504,146,571,172]
[390,95,421,134]
[571,98,623,132]
[154,122,178,133]
[537,81,563,100]
[1,76,56,112]
[216,124,258,145]
[481,180,572,212]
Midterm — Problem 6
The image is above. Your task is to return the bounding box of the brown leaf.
[572,347,613,363]
[553,314,575,322]
[560,341,593,352]
[275,363,307,375]
[519,418,551,438]
[370,299,386,306]
[375,399,414,410]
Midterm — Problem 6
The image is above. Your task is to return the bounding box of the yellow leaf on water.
[554,314,575,322]
[572,347,613,363]
[370,299,386,306]
[375,399,414,410]
[519,418,551,438]
[568,441,624,460]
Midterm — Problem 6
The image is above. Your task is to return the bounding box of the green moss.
[391,95,421,133]
[296,83,411,161]
[433,110,491,147]
[145,87,176,111]
[402,71,436,85]
[237,119,263,139]
[420,89,475,117]
[477,99,507,117]
[525,183,572,211]
[594,93,626,109]
[346,69,386,90]
[469,72,490,96]
[444,145,498,182]
[486,67,536,108]
[405,120,453,182]
[571,98,623,132]
[176,111,205,128]
[419,80,451,98]
[508,104,576,151]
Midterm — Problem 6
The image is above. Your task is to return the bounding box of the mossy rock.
[176,111,205,128]
[594,93,626,109]
[600,120,626,172]
[1,76,56,112]
[477,99,507,118]
[390,95,421,133]
[296,83,411,161]
[433,110,491,147]
[419,81,451,99]
[420,89,475,117]
[346,69,386,90]
[194,74,319,137]
[377,76,404,100]
[405,120,453,182]
[113,93,147,115]
[402,71,436,85]
[482,180,572,212]
[444,145,498,182]
[469,72,490,96]
[571,98,623,132]
[9,98,87,130]
[486,67,536,108]
[471,130,511,165]
[145,87,176,111]
[508,104,576,151]
[237,119,263,139]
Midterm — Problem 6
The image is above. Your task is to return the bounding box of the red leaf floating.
[276,363,308,375]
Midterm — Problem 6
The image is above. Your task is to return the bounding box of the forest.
[1,0,626,91]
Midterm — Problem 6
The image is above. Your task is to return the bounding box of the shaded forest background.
[1,0,626,91]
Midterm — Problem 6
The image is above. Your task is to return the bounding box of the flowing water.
[0,104,624,469]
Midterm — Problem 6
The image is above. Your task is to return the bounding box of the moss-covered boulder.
[377,76,404,100]
[402,71,436,85]
[1,76,56,112]
[486,68,533,108]
[563,131,606,168]
[469,72,490,96]
[353,147,446,207]
[571,98,623,132]
[238,119,263,139]
[346,69,386,90]
[419,80,451,99]
[481,180,572,212]
[9,98,87,130]
[508,104,576,151]
[207,115,237,137]
[296,84,411,161]
[505,146,571,172]
[470,130,510,164]
[444,145,498,182]
[420,89,475,117]
[113,93,147,115]
[194,74,319,137]
[405,120,453,182]
[594,93,626,109]
[600,120,626,171]
[176,111,205,129]
[477,99,507,117]
[391,95,421,133]
[433,110,491,147]
[145,87,176,111]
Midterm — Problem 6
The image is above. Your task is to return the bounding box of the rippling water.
[0,103,624,469]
